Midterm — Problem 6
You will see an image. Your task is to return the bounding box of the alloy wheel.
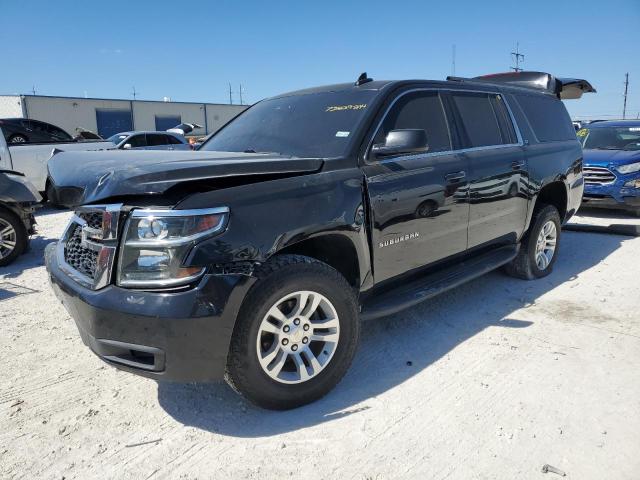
[256,290,340,384]
[0,219,17,259]
[535,220,557,270]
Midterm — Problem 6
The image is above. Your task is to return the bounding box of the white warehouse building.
[0,94,248,139]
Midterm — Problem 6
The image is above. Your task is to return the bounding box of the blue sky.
[1,0,638,119]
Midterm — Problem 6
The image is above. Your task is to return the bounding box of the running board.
[360,245,519,321]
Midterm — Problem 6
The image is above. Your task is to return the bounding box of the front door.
[362,90,470,283]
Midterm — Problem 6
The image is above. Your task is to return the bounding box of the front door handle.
[445,171,466,183]
[511,160,526,170]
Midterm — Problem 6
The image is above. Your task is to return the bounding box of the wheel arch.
[530,180,568,225]
[275,233,362,289]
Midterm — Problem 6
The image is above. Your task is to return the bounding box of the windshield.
[107,134,129,144]
[578,125,640,151]
[200,90,377,157]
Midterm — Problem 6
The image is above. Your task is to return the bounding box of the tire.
[504,204,561,280]
[226,254,360,410]
[0,209,28,267]
[8,134,27,144]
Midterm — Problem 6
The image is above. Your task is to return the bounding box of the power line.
[510,42,524,72]
[623,72,629,120]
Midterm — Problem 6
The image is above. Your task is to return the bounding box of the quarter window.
[515,94,575,142]
[452,92,515,148]
[373,91,451,154]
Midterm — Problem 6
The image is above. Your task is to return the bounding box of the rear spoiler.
[448,71,596,99]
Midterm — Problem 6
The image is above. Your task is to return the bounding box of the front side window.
[126,134,147,148]
[579,125,640,151]
[373,91,451,153]
[200,90,377,158]
[452,92,512,148]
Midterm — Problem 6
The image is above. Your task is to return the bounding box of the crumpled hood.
[583,148,640,167]
[47,150,323,206]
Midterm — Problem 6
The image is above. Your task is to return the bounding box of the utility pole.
[131,86,137,100]
[451,44,456,77]
[510,42,524,72]
[228,83,233,105]
[31,85,36,95]
[623,72,629,120]
[239,83,244,105]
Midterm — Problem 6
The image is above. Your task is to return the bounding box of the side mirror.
[122,143,132,150]
[371,129,429,159]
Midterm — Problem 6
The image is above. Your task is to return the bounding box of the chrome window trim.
[364,87,525,164]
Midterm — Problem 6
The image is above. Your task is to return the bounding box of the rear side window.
[147,134,169,146]
[451,92,515,147]
[374,91,451,153]
[167,135,183,145]
[515,94,575,142]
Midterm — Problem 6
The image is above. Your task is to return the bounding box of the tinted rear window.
[452,92,508,148]
[515,94,575,142]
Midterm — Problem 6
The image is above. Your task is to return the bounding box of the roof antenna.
[355,72,373,86]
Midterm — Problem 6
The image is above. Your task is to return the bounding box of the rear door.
[449,91,528,248]
[146,134,171,150]
[362,89,471,283]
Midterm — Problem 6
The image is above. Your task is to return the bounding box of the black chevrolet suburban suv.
[45,71,594,409]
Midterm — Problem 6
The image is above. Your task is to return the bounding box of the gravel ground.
[1,207,639,480]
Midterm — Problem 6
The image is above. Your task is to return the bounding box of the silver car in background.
[107,131,192,150]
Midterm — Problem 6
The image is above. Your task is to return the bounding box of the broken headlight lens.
[117,207,229,288]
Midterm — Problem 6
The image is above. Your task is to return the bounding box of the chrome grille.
[78,211,103,230]
[57,204,123,290]
[584,167,616,185]
[64,224,98,278]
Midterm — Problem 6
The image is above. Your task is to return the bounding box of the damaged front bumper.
[45,243,256,382]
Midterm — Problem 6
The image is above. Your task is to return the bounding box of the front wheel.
[504,204,561,280]
[226,255,359,410]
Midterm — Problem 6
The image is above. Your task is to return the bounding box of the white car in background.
[107,131,192,151]
[0,119,115,197]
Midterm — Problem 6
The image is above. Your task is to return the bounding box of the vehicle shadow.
[157,230,628,437]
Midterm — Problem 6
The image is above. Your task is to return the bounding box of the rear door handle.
[511,160,526,170]
[445,171,466,182]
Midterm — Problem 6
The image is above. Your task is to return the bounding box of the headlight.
[617,162,640,174]
[117,207,229,288]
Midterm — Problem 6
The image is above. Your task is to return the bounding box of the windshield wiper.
[592,146,622,150]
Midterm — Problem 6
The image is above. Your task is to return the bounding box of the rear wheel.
[226,255,359,410]
[504,204,561,280]
[0,210,27,267]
